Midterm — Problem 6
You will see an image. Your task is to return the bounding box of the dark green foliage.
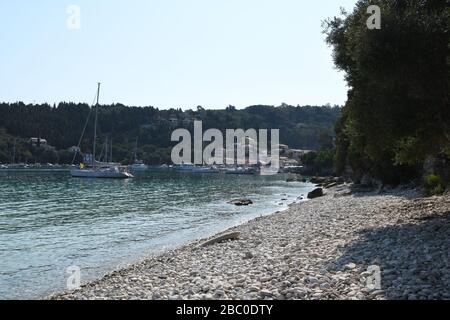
[300,129,336,175]
[0,128,85,164]
[0,103,340,164]
[424,174,446,196]
[301,150,335,176]
[324,0,450,184]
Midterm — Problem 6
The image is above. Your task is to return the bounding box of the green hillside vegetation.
[0,103,340,165]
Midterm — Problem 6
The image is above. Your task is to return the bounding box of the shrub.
[424,174,445,196]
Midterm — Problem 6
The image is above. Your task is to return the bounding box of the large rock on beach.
[307,188,324,199]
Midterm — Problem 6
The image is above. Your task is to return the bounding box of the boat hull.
[191,168,220,174]
[70,169,133,179]
[129,164,148,172]
[225,168,256,175]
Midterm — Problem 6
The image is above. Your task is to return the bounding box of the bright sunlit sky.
[0,0,357,109]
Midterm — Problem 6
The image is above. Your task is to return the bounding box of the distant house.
[279,144,289,150]
[29,138,48,147]
[69,146,81,153]
[287,149,314,161]
[280,157,300,167]
[274,144,290,156]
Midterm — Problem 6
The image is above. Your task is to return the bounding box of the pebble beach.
[52,185,450,300]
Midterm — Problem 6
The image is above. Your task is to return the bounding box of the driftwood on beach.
[199,232,241,247]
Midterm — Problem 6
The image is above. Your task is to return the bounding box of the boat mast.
[92,82,101,168]
[110,136,113,163]
[12,138,16,164]
[134,138,138,162]
[105,136,108,163]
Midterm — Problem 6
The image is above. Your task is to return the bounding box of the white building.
[29,138,48,146]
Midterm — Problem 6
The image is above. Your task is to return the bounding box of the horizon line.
[0,100,343,110]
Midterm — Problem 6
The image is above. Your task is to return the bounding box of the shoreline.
[44,190,308,300]
[51,185,450,300]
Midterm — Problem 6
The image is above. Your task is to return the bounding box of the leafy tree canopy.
[324,0,449,184]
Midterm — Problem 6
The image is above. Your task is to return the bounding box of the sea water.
[0,170,314,299]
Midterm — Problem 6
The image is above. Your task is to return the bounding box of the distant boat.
[71,165,133,179]
[191,166,220,174]
[0,163,70,172]
[177,163,195,172]
[129,162,148,172]
[225,167,256,175]
[70,83,133,179]
[8,163,30,170]
[129,138,148,172]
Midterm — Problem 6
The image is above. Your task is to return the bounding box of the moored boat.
[191,166,220,174]
[71,166,133,178]
[70,83,133,179]
[129,162,148,172]
[224,167,256,175]
[128,139,148,172]
[177,163,195,172]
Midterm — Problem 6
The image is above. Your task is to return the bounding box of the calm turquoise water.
[0,170,313,299]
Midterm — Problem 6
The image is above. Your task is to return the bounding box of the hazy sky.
[0,0,357,109]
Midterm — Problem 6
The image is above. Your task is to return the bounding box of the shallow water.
[0,170,313,299]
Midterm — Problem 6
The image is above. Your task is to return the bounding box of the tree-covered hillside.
[0,103,341,165]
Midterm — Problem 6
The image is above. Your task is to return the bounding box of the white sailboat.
[71,165,133,178]
[128,138,148,172]
[71,83,134,179]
